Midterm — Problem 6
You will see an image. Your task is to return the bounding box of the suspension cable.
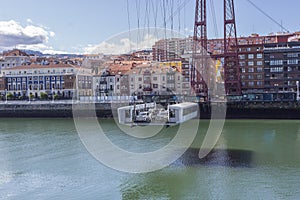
[209,0,219,38]
[245,0,289,33]
[126,0,132,52]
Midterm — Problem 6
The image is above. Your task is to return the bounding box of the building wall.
[0,77,6,91]
[239,44,264,94]
[264,42,300,95]
[93,75,115,97]
[0,64,92,99]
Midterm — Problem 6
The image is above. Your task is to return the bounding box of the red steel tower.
[192,0,209,98]
[192,0,241,98]
[223,0,241,95]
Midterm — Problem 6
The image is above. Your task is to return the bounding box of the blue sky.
[0,0,299,54]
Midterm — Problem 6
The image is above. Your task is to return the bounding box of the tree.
[40,92,48,100]
[6,93,14,100]
[29,94,35,99]
[54,94,59,100]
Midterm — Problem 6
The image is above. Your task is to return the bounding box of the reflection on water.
[175,148,253,168]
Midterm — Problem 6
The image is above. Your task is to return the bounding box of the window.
[248,61,254,66]
[239,55,245,60]
[270,60,283,65]
[257,61,263,66]
[248,82,254,86]
[242,68,246,73]
[257,54,263,59]
[270,67,283,72]
[22,83,26,90]
[240,62,246,66]
[138,77,142,81]
[257,67,263,72]
[257,75,263,79]
[287,60,298,65]
[257,81,263,86]
[153,77,158,81]
[248,54,254,59]
[248,68,254,73]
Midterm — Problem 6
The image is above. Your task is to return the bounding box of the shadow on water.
[174,148,253,168]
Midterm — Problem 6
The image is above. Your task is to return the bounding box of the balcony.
[99,81,107,84]
[143,87,153,92]
[99,89,109,93]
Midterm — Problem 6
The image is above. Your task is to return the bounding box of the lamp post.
[28,88,31,103]
[5,89,7,104]
[297,81,299,101]
[52,87,54,103]
[76,74,79,103]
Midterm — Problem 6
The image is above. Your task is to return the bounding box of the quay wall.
[0,102,300,119]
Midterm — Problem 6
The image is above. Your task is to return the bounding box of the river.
[0,119,300,199]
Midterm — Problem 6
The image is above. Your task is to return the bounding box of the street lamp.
[76,74,79,103]
[297,81,300,101]
[28,88,31,103]
[52,87,54,103]
[5,89,7,104]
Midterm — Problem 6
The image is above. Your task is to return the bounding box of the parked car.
[135,111,152,122]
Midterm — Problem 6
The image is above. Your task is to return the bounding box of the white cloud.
[0,20,55,47]
[49,31,55,37]
[82,28,185,55]
[84,34,159,55]
[26,18,33,24]
[16,43,68,55]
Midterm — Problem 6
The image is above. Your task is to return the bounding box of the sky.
[0,0,299,55]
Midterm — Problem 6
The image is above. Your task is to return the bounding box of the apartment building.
[263,42,300,100]
[93,71,115,97]
[152,37,193,61]
[0,63,92,99]
[239,43,265,94]
[0,49,31,71]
